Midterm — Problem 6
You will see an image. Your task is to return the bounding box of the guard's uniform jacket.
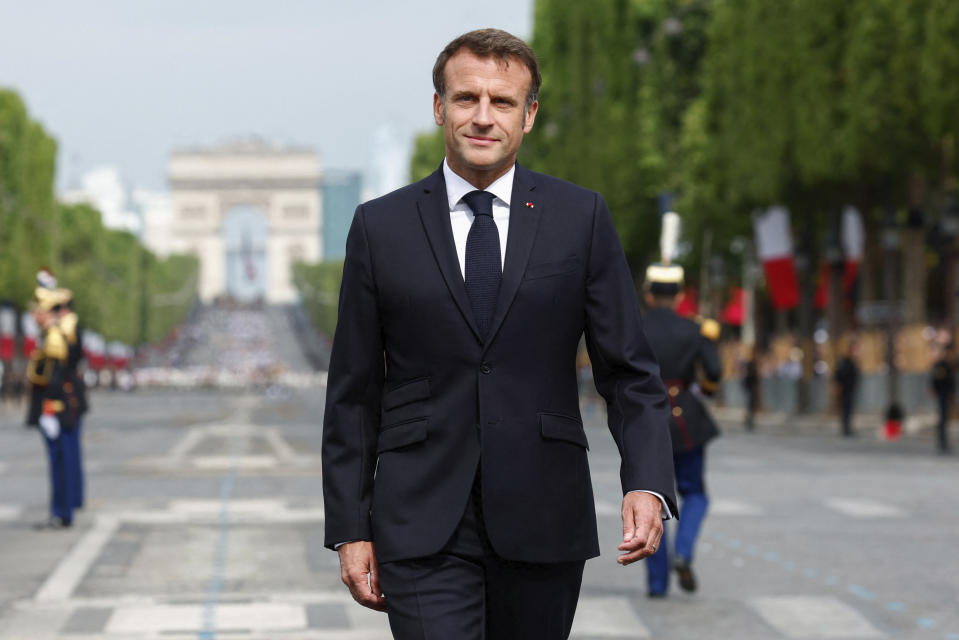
[58,312,88,418]
[643,307,722,452]
[26,325,80,431]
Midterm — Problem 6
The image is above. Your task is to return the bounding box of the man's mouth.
[466,135,497,145]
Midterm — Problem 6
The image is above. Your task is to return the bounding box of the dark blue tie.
[463,190,501,339]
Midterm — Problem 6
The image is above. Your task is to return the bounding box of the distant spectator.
[930,342,955,454]
[834,342,860,438]
[742,358,759,431]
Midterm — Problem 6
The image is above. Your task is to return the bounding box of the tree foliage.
[292,260,344,339]
[1,89,197,346]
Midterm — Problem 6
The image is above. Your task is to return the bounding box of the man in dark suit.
[322,28,677,639]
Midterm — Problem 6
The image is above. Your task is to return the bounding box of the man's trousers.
[378,478,585,640]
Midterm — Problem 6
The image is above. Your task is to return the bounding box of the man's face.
[433,49,538,185]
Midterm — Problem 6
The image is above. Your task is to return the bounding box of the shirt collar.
[443,159,514,212]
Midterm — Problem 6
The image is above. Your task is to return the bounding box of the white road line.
[750,596,884,638]
[594,500,620,517]
[168,428,207,461]
[106,603,307,634]
[35,515,120,602]
[570,596,651,638]
[192,455,278,470]
[824,498,906,518]
[265,430,299,460]
[0,504,23,521]
[710,499,765,516]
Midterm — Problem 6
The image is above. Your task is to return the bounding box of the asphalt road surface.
[0,305,956,639]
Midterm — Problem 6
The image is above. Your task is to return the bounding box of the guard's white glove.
[38,414,60,439]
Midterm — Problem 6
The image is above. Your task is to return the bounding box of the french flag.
[0,305,15,362]
[754,206,800,310]
[840,206,864,298]
[21,311,39,357]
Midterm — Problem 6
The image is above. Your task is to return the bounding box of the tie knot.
[463,190,495,218]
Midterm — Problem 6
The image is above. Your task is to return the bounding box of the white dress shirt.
[443,159,671,521]
[443,159,512,277]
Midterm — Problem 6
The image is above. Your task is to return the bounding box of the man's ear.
[433,93,444,126]
[523,99,539,133]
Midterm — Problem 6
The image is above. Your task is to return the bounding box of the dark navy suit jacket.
[322,164,677,564]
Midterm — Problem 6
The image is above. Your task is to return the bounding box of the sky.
[0,0,533,191]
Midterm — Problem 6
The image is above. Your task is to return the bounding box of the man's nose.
[472,98,494,127]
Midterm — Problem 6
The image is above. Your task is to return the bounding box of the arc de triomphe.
[167,141,322,304]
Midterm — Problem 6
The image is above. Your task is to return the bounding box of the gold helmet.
[33,287,71,312]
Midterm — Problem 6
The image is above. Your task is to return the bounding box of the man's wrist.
[626,489,673,520]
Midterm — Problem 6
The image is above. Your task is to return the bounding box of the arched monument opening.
[167,140,323,304]
[222,205,269,302]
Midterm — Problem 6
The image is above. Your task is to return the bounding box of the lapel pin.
[525,201,534,208]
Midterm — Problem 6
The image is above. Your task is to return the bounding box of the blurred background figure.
[25,284,80,529]
[742,357,759,430]
[641,212,722,599]
[930,341,955,454]
[834,341,860,438]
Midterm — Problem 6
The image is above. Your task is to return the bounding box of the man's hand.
[617,492,663,566]
[338,541,387,611]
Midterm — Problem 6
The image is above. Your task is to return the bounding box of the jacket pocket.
[382,377,430,411]
[539,412,589,449]
[377,418,428,453]
[524,255,579,281]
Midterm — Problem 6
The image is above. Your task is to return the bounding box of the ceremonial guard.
[642,213,722,598]
[930,342,955,454]
[25,285,82,529]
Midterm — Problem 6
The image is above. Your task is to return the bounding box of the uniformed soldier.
[56,290,88,507]
[25,286,81,529]
[642,212,722,598]
[930,342,955,454]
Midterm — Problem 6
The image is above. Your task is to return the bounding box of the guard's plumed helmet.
[33,287,70,312]
[644,211,684,296]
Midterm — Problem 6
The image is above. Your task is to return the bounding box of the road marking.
[35,515,120,602]
[193,455,278,470]
[265,430,298,460]
[710,499,764,516]
[106,603,307,634]
[570,596,651,638]
[0,504,22,521]
[750,596,884,638]
[595,500,620,517]
[824,498,905,518]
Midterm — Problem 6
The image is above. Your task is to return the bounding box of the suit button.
[480,363,491,374]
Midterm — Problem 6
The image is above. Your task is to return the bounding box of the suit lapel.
[483,164,541,353]
[417,168,483,343]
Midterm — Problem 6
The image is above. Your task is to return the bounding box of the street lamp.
[942,191,959,327]
[881,207,903,436]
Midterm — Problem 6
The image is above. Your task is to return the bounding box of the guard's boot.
[674,557,697,593]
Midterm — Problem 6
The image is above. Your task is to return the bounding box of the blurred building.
[61,166,143,235]
[166,140,323,304]
[321,170,361,260]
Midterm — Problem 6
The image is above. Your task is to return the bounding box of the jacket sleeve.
[322,205,385,549]
[583,194,677,517]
